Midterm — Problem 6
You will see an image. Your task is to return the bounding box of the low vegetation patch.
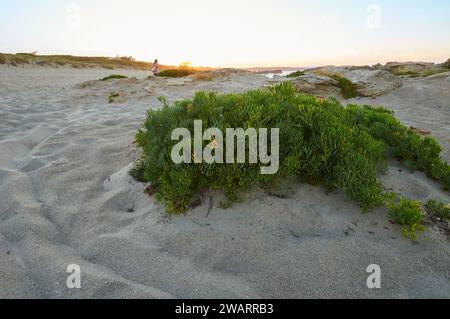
[132,82,450,240]
[287,70,306,78]
[100,74,128,81]
[312,70,359,99]
[0,53,29,66]
[156,69,197,78]
[425,199,450,220]
[387,196,425,241]
[331,74,358,99]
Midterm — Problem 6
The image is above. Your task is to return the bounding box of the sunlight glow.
[0,0,449,67]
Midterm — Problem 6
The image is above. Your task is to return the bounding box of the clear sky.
[1,0,449,67]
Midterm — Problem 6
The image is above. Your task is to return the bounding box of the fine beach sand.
[0,65,449,298]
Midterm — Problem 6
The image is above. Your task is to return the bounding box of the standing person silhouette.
[152,59,160,76]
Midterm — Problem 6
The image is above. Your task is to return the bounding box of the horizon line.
[1,51,448,70]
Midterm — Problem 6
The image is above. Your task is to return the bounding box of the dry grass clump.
[0,53,29,66]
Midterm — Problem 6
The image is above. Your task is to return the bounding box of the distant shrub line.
[0,53,153,70]
[156,69,197,78]
[132,82,450,240]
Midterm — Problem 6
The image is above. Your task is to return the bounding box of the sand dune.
[0,65,449,298]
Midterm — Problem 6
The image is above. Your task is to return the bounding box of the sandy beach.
[0,65,449,299]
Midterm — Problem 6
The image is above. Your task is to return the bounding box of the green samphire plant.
[387,195,425,241]
[132,82,450,239]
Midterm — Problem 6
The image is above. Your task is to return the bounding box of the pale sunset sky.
[0,0,449,67]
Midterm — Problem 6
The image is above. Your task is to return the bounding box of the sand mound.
[344,69,403,97]
[302,66,403,97]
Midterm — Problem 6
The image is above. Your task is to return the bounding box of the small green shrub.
[100,74,128,81]
[156,69,196,78]
[134,83,388,213]
[287,71,306,78]
[102,64,115,70]
[133,82,450,240]
[331,74,358,99]
[0,54,6,64]
[425,199,450,220]
[387,196,425,240]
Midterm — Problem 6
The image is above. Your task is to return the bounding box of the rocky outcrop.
[381,62,448,77]
[344,69,403,97]
[290,66,403,98]
[290,74,342,98]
